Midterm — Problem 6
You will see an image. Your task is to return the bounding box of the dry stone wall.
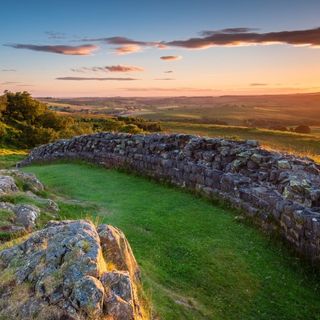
[19,133,320,263]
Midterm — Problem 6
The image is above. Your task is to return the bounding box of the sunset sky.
[1,0,320,97]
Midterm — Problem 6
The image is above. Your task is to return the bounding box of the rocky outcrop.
[0,169,57,239]
[0,220,144,320]
[0,169,44,193]
[19,132,320,263]
[0,175,19,194]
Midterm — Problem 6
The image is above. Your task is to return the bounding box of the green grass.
[23,162,320,320]
[0,147,27,169]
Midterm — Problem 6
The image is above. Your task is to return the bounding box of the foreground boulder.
[0,220,145,320]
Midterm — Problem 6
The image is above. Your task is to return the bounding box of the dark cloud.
[160,55,182,61]
[200,28,258,36]
[164,70,173,73]
[166,27,320,49]
[4,44,98,55]
[250,83,268,86]
[45,31,66,39]
[1,69,16,72]
[56,77,138,81]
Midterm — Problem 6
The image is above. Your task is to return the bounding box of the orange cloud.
[154,78,175,80]
[115,44,141,55]
[250,83,268,86]
[56,77,138,81]
[160,55,182,61]
[5,44,98,55]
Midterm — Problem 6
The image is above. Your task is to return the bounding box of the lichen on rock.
[0,220,145,320]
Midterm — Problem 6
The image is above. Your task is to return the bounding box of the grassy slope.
[24,162,320,320]
[0,148,28,169]
[163,122,320,162]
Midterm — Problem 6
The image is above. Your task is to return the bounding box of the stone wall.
[19,133,320,263]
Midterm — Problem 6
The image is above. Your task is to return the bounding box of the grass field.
[23,162,320,320]
[42,93,320,126]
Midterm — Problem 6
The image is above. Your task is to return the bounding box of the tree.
[3,91,46,124]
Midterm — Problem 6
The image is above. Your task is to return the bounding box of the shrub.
[294,125,311,134]
[119,124,143,134]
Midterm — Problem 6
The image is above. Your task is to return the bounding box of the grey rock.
[277,160,291,170]
[0,175,18,194]
[14,204,41,230]
[0,169,44,193]
[0,220,143,320]
[70,275,104,317]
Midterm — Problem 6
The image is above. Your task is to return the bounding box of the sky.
[0,0,320,97]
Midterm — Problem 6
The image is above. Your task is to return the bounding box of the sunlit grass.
[24,162,320,320]
[0,147,28,169]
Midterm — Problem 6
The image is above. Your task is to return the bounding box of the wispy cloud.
[4,43,98,55]
[200,28,259,36]
[154,78,175,80]
[1,81,19,85]
[160,55,182,61]
[45,31,66,39]
[82,36,161,47]
[123,87,219,92]
[82,36,165,54]
[164,70,173,73]
[105,65,144,72]
[250,83,268,86]
[166,27,320,49]
[56,77,138,81]
[72,65,144,73]
[1,69,16,72]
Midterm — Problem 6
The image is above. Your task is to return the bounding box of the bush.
[269,125,288,132]
[119,124,143,134]
[294,125,311,134]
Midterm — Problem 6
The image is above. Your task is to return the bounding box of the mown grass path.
[24,163,320,320]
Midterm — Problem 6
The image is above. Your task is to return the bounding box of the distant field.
[40,93,320,126]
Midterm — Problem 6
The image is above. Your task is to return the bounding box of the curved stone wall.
[19,132,320,263]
